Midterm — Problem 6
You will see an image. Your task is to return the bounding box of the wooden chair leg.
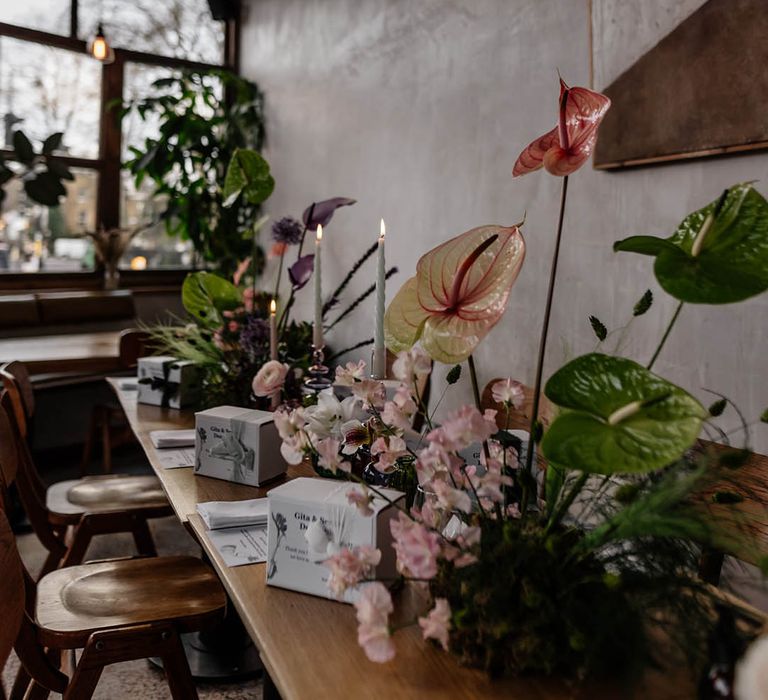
[131,519,157,558]
[101,413,112,475]
[161,631,199,700]
[63,664,103,700]
[9,667,31,700]
[80,411,99,477]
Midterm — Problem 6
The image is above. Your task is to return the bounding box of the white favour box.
[194,406,287,486]
[137,356,201,409]
[266,477,403,603]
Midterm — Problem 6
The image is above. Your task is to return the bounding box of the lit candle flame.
[316,223,323,242]
[270,298,277,314]
[380,218,386,240]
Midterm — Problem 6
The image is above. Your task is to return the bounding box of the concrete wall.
[241,0,768,451]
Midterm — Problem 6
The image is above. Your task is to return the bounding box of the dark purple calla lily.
[302,197,356,231]
[289,254,315,289]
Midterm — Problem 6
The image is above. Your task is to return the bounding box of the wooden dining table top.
[108,380,695,700]
[0,331,123,375]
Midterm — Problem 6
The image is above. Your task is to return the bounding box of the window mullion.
[96,53,124,231]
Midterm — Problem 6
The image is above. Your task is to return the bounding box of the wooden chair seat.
[35,555,226,648]
[46,474,169,520]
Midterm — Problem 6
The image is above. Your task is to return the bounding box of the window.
[78,0,224,65]
[0,0,239,284]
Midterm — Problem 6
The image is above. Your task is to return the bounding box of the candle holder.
[303,345,333,393]
[370,346,387,380]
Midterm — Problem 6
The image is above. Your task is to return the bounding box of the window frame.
[0,1,240,290]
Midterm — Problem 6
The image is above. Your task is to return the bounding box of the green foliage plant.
[123,70,269,276]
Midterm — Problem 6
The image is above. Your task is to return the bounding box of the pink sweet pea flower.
[354,582,395,663]
[390,511,441,579]
[316,437,351,474]
[346,485,375,517]
[334,359,367,387]
[491,378,525,409]
[325,545,381,597]
[350,379,386,410]
[513,77,610,177]
[419,599,452,651]
[427,405,497,452]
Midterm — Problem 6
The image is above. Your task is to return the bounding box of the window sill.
[0,269,193,293]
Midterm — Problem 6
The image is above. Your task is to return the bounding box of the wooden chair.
[80,329,151,475]
[0,492,226,700]
[0,389,172,578]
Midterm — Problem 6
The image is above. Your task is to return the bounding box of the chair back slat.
[0,365,29,440]
[0,392,66,569]
[0,361,34,421]
[118,329,151,370]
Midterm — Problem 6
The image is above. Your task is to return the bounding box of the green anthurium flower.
[222,148,275,208]
[541,353,706,475]
[614,183,768,304]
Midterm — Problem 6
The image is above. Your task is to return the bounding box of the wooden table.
[0,331,122,375]
[109,381,693,700]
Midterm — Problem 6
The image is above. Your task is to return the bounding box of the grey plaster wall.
[241,0,768,451]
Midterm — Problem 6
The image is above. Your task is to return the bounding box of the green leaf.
[761,408,768,423]
[12,130,35,164]
[24,172,66,206]
[42,132,63,154]
[615,184,768,304]
[446,365,462,384]
[613,236,680,256]
[708,399,727,417]
[544,463,566,517]
[181,272,243,325]
[633,289,653,316]
[45,158,74,181]
[588,315,607,341]
[0,165,13,186]
[222,148,274,208]
[541,353,705,475]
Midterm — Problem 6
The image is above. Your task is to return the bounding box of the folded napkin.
[150,429,196,449]
[197,498,269,530]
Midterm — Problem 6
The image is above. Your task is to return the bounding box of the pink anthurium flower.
[384,225,525,364]
[513,78,610,177]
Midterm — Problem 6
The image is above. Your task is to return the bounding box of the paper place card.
[156,448,196,470]
[197,498,269,530]
[206,526,268,567]
[150,429,196,449]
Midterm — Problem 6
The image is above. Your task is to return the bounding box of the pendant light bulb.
[88,23,115,64]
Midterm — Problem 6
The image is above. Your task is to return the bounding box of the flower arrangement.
[276,76,768,688]
[148,184,398,409]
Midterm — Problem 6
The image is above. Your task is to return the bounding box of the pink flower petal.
[512,126,558,177]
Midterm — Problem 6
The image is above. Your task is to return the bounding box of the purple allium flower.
[239,316,269,355]
[271,217,304,245]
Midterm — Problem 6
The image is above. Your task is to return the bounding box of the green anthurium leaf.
[222,148,274,208]
[12,130,35,164]
[182,271,242,325]
[613,236,681,257]
[45,158,74,181]
[541,353,705,475]
[614,184,768,304]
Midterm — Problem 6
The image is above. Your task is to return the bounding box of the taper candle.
[372,218,386,378]
[313,224,323,348]
[269,298,278,361]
